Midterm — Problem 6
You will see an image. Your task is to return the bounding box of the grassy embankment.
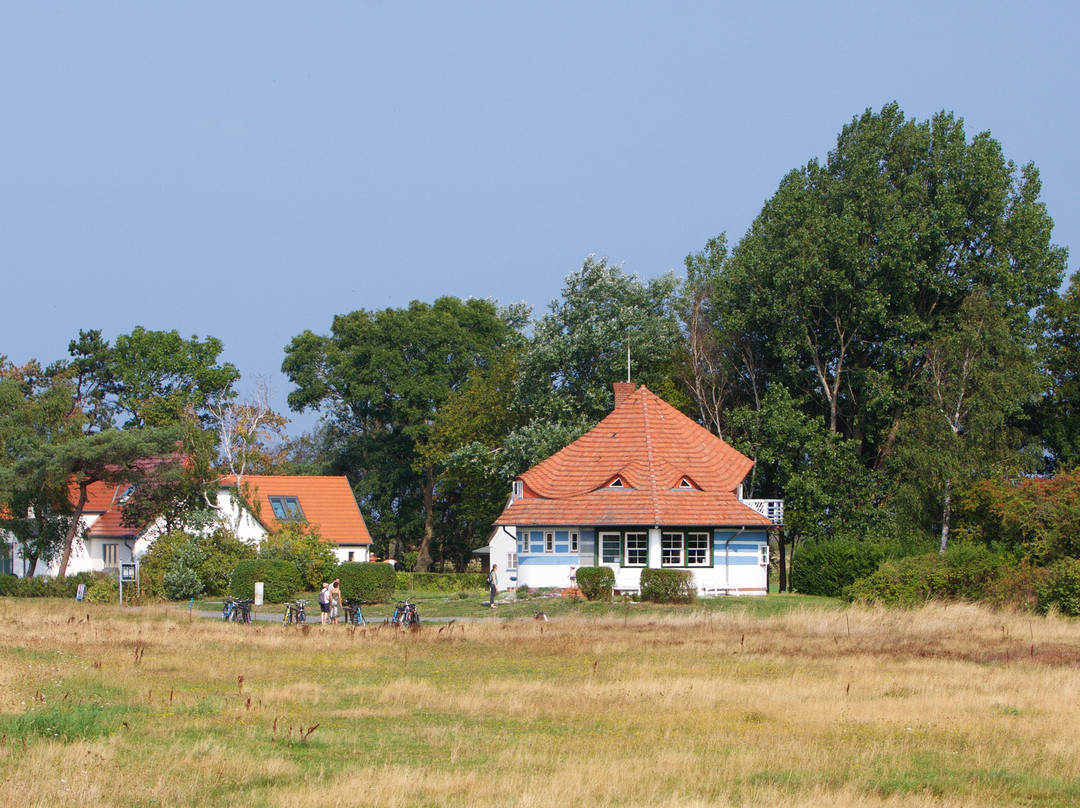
[2,596,1079,807]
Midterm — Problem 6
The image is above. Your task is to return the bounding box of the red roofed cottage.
[495,384,784,596]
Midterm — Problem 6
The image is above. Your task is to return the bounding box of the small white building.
[494,384,784,596]
[7,474,373,577]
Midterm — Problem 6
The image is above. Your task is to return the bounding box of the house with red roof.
[494,383,783,596]
[9,474,372,576]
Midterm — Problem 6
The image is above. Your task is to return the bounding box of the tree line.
[3,104,1077,588]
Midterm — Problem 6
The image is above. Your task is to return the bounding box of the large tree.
[694,104,1066,555]
[283,297,520,570]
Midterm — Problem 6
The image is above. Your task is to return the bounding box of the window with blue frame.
[268,495,304,520]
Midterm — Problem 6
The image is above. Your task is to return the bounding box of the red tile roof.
[496,385,772,528]
[224,475,372,546]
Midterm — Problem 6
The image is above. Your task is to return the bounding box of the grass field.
[2,596,1079,807]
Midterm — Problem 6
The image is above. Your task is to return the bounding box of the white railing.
[743,499,784,525]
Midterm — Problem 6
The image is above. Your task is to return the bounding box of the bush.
[640,568,697,604]
[1037,558,1080,616]
[791,538,894,597]
[845,544,1012,607]
[259,523,337,591]
[575,567,614,601]
[229,559,303,603]
[0,572,97,598]
[393,572,486,593]
[336,562,396,603]
[139,529,256,600]
[85,574,119,604]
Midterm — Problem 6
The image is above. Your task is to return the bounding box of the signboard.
[120,563,137,582]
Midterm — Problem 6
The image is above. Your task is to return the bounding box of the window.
[545,532,554,553]
[759,544,770,566]
[625,532,648,566]
[268,496,304,520]
[608,477,625,488]
[508,553,517,570]
[512,480,523,500]
[570,531,579,552]
[662,532,684,566]
[687,532,710,566]
[347,551,355,562]
[103,543,119,568]
[601,532,621,564]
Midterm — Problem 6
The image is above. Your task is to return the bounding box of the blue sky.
[3,2,1077,433]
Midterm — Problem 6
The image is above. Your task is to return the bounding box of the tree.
[1037,273,1080,468]
[518,257,682,424]
[283,297,520,570]
[704,104,1066,551]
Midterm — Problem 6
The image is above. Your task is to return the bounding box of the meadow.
[1,596,1079,807]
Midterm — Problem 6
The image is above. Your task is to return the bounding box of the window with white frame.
[687,532,710,566]
[103,543,119,568]
[545,532,554,553]
[512,480,523,499]
[625,532,648,566]
[759,544,770,566]
[600,532,621,564]
[662,532,684,566]
[508,553,517,570]
[570,531,579,552]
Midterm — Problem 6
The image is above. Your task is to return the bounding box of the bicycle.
[343,598,367,626]
[222,598,253,624]
[388,598,419,627]
[283,599,308,625]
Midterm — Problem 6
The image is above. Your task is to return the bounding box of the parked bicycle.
[222,598,253,624]
[343,598,367,626]
[388,599,419,627]
[283,599,308,625]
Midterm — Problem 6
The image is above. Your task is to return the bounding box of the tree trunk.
[778,531,787,592]
[415,464,436,572]
[57,484,89,578]
[939,478,952,554]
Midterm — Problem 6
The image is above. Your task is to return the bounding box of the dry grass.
[1,599,1078,807]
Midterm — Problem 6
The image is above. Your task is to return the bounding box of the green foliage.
[139,528,256,599]
[336,561,396,603]
[1035,275,1080,468]
[258,522,336,590]
[1036,558,1080,616]
[640,568,697,604]
[0,571,97,598]
[575,566,614,601]
[229,559,302,603]
[791,538,898,597]
[393,572,486,592]
[85,574,118,604]
[845,544,1014,607]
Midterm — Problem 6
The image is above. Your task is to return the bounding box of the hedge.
[1038,558,1080,616]
[844,544,1011,607]
[0,571,101,598]
[229,559,302,603]
[640,568,697,604]
[394,572,487,593]
[576,566,614,601]
[337,562,397,603]
[790,538,894,597]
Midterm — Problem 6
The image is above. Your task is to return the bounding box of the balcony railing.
[743,498,784,526]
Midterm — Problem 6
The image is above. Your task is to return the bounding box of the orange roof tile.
[224,475,372,546]
[496,385,772,528]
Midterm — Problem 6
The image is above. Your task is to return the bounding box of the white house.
[494,383,784,596]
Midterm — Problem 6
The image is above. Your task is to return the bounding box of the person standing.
[318,582,331,625]
[488,564,498,608]
[330,578,342,624]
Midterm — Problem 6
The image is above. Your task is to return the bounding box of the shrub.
[85,574,119,604]
[845,544,1012,607]
[1037,558,1080,616]
[139,529,256,600]
[336,562,396,603]
[575,567,614,601]
[259,523,337,591]
[230,559,303,603]
[394,572,486,592]
[640,569,697,604]
[791,538,894,597]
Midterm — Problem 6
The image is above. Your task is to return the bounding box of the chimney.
[613,382,636,408]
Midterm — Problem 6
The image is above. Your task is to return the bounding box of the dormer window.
[118,485,136,504]
[677,476,698,490]
[512,480,524,500]
[608,476,626,489]
[269,495,304,521]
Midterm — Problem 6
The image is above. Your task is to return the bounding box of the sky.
[3,1,1078,435]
